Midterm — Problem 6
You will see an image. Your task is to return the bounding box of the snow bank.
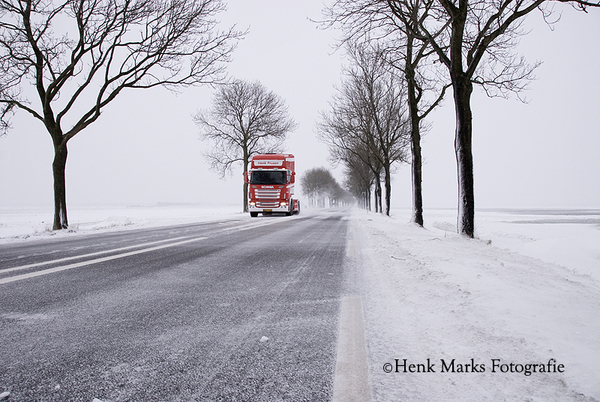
[425,208,600,281]
[0,204,241,243]
[352,209,600,401]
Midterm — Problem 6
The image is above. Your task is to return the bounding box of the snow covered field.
[1,205,598,400]
[0,204,242,242]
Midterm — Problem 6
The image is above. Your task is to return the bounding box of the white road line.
[219,218,296,233]
[1,217,294,285]
[346,238,357,258]
[3,218,285,274]
[0,236,207,285]
[1,236,192,274]
[333,296,372,402]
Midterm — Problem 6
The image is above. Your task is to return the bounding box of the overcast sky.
[0,0,598,212]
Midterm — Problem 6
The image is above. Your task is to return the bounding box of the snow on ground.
[1,205,599,400]
[353,208,600,401]
[0,204,242,243]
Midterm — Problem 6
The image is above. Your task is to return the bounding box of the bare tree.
[415,0,540,237]
[343,151,376,210]
[194,79,297,212]
[325,0,599,237]
[321,0,449,226]
[319,43,410,216]
[386,0,450,227]
[411,0,598,237]
[0,0,241,230]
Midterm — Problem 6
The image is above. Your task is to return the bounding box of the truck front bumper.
[248,201,291,213]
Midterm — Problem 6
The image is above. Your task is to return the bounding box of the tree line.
[319,0,599,237]
[300,167,353,208]
[318,43,411,217]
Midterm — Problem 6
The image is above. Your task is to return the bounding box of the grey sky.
[0,0,598,210]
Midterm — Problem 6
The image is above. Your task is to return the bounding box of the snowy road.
[0,209,355,401]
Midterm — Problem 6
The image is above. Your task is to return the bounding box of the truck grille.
[257,201,280,208]
[255,189,281,199]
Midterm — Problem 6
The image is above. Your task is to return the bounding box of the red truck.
[245,153,300,217]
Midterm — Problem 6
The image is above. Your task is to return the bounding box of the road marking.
[1,236,193,274]
[346,238,357,257]
[345,223,358,258]
[1,217,295,285]
[219,218,295,233]
[0,236,207,285]
[333,296,372,402]
[3,217,287,275]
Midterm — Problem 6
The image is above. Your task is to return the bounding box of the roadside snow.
[0,204,241,243]
[426,209,600,281]
[352,209,600,401]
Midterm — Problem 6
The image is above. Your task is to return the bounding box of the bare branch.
[194,79,297,178]
[0,0,243,138]
[0,0,242,229]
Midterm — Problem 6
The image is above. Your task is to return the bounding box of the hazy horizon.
[1,1,598,211]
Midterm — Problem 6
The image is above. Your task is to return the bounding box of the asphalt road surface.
[0,209,355,401]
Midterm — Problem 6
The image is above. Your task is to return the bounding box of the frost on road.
[0,211,349,401]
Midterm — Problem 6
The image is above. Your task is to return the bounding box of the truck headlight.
[249,201,256,206]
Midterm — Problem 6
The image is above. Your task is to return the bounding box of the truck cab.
[245,154,300,217]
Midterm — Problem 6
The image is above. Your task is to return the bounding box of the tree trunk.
[404,31,424,226]
[452,73,475,237]
[52,143,69,230]
[378,179,383,214]
[410,127,424,225]
[374,176,382,213]
[407,83,424,226]
[384,162,391,216]
[243,148,249,213]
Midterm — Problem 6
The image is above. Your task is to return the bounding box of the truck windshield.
[250,171,287,185]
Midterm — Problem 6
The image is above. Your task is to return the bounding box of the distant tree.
[347,141,383,212]
[0,0,241,230]
[300,167,345,207]
[343,153,375,210]
[323,119,383,212]
[194,79,297,212]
